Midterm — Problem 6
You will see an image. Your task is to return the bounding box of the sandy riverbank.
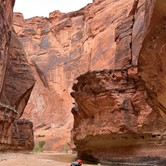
[0,152,102,166]
[0,152,158,166]
[0,152,91,166]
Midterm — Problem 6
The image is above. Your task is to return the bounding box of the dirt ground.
[0,152,98,166]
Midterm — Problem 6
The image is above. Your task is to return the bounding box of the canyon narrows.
[6,0,166,164]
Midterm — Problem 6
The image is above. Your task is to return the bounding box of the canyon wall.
[71,0,166,164]
[13,0,136,151]
[71,67,166,164]
[13,0,166,163]
[0,0,35,150]
[139,0,166,123]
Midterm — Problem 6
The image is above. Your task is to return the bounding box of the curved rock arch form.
[139,0,166,123]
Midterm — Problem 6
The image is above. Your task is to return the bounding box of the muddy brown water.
[44,153,99,165]
[43,153,149,166]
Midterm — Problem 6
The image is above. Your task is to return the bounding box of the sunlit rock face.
[13,0,135,151]
[71,67,166,164]
[70,0,166,164]
[0,0,35,150]
[13,0,166,161]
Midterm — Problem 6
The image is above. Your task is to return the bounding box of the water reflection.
[43,153,149,166]
[53,154,98,165]
[51,154,139,166]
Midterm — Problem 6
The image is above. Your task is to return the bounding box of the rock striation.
[0,104,34,150]
[70,0,166,164]
[71,67,166,164]
[139,0,166,124]
[13,0,166,161]
[0,0,35,150]
[13,0,136,151]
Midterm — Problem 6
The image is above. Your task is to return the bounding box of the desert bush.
[33,146,39,152]
[39,140,45,148]
[33,140,46,153]
[65,142,68,153]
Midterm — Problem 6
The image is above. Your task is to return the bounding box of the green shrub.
[39,140,45,148]
[33,141,46,153]
[33,146,39,153]
[65,142,68,153]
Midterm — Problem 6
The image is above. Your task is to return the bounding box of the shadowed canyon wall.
[139,0,166,124]
[0,0,35,150]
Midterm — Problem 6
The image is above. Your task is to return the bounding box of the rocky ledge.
[12,0,136,151]
[0,104,34,150]
[71,0,166,164]
[71,66,166,164]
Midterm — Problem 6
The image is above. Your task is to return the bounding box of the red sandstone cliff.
[13,0,166,163]
[13,0,136,151]
[0,0,35,150]
[71,0,166,164]
[139,0,166,124]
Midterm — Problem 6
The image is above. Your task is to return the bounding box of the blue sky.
[14,0,93,19]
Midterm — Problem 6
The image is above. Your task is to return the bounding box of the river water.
[50,153,150,166]
[52,154,98,165]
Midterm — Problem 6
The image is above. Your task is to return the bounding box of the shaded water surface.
[46,153,149,166]
[51,154,98,165]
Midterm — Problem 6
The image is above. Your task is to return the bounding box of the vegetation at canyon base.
[33,140,46,153]
[65,142,68,153]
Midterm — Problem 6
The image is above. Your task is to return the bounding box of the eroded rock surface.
[71,67,166,163]
[0,104,34,150]
[0,0,35,150]
[70,0,166,164]
[13,0,135,151]
[139,0,166,123]
[13,0,166,161]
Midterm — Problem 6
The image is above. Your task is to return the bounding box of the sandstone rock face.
[13,0,135,151]
[26,59,73,151]
[70,0,166,164]
[1,30,35,118]
[0,104,34,150]
[0,0,35,150]
[139,0,166,123]
[13,0,166,161]
[71,67,166,163]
